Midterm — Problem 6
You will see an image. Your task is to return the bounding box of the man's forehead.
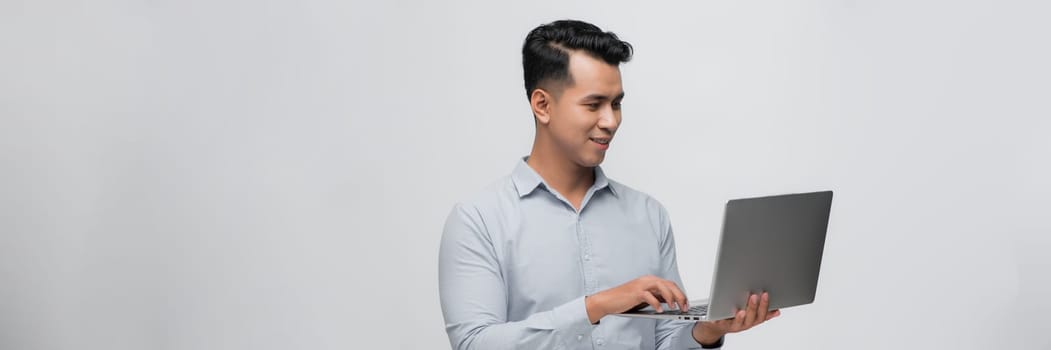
[565,51,623,98]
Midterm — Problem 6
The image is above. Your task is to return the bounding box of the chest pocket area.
[588,221,663,284]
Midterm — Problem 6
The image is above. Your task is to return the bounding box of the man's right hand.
[584,275,688,324]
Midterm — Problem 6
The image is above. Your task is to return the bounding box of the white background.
[2,0,1049,349]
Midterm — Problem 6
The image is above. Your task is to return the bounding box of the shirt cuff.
[677,322,723,349]
[550,296,596,341]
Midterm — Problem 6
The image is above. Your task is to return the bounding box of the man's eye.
[612,102,622,110]
[587,103,601,110]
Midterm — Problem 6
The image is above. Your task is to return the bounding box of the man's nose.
[598,107,620,131]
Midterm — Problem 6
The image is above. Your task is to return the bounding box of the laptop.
[615,190,834,321]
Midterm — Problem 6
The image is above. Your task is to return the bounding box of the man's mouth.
[590,137,611,145]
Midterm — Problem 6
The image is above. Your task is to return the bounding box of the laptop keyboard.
[684,304,708,316]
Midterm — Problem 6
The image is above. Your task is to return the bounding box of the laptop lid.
[705,190,834,320]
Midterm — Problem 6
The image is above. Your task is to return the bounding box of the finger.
[648,285,667,304]
[641,291,664,313]
[653,282,678,312]
[656,281,684,312]
[743,294,758,328]
[765,309,781,321]
[731,309,746,331]
[666,281,688,312]
[755,292,770,324]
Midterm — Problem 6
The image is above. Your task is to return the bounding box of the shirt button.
[584,254,591,261]
[577,335,583,341]
[596,338,604,346]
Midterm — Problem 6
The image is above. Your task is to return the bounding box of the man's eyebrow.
[581,92,626,101]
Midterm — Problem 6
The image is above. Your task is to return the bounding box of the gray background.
[2,0,1049,349]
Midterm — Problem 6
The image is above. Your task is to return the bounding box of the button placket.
[577,213,596,294]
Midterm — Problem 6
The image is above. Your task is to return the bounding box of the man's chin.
[576,154,606,168]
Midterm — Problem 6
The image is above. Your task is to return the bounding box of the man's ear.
[530,88,553,125]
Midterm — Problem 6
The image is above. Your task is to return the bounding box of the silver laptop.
[616,190,834,321]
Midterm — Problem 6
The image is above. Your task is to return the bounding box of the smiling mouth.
[590,137,611,145]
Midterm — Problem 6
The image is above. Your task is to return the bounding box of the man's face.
[545,52,624,168]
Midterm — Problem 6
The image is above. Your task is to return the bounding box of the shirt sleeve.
[652,204,722,350]
[438,203,596,350]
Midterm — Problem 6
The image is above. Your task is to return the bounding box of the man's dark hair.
[522,20,633,100]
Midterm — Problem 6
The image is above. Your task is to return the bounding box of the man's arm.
[438,203,595,350]
[650,203,716,349]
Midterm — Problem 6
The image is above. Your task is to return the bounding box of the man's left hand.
[692,292,781,345]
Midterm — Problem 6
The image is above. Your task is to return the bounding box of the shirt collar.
[511,156,618,198]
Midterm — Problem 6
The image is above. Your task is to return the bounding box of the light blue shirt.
[439,157,715,349]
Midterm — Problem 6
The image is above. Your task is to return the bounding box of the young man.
[439,20,779,349]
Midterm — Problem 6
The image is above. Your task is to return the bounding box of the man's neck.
[526,149,595,211]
